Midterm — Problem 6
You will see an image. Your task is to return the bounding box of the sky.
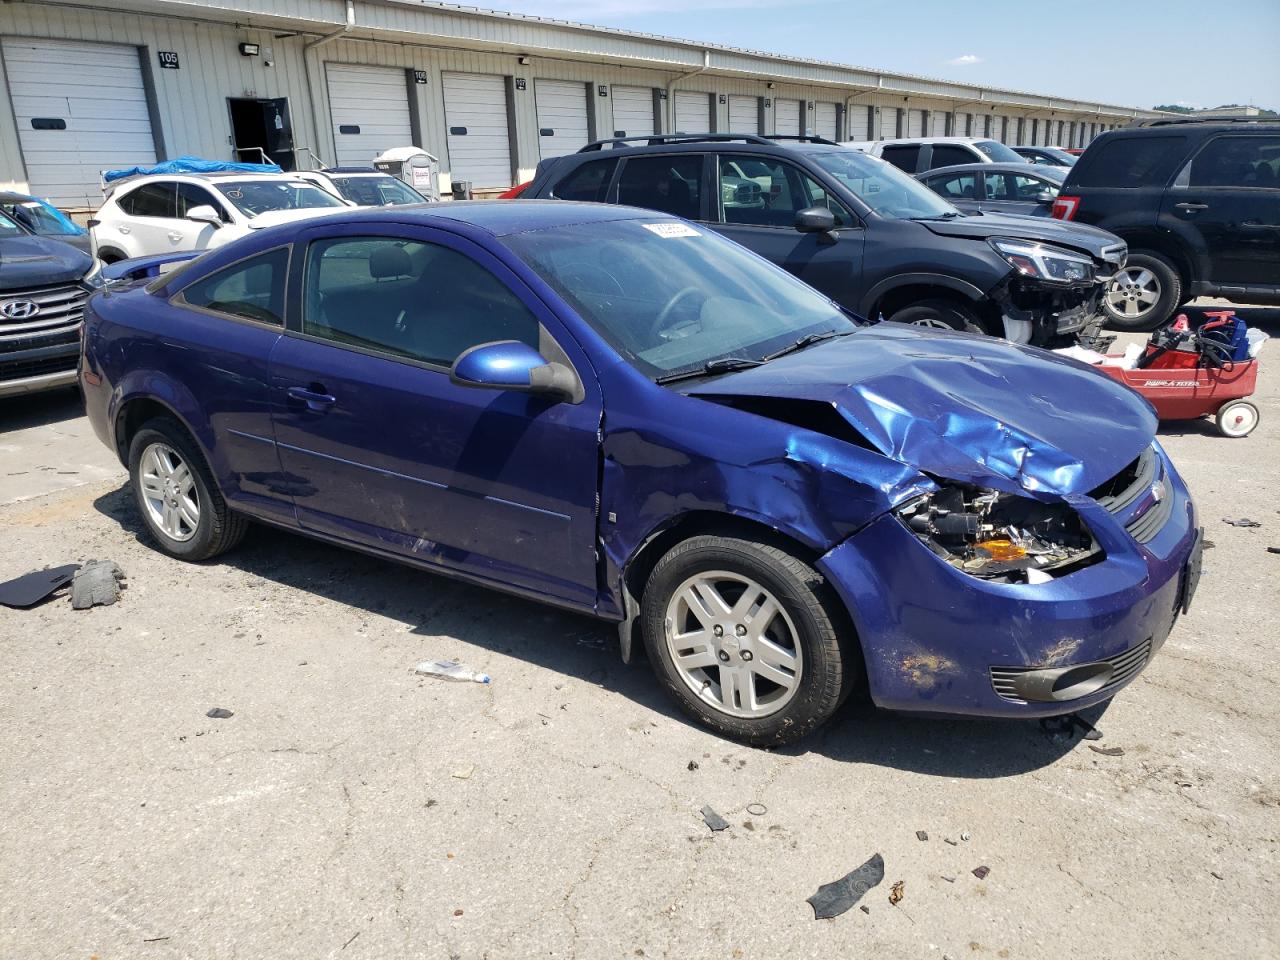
[459,0,1280,110]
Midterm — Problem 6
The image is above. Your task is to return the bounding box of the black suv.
[1054,118,1280,330]
[523,134,1126,347]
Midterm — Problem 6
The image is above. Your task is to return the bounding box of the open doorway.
[228,97,296,170]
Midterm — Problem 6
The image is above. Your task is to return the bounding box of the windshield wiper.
[760,329,849,362]
[654,356,763,385]
[913,211,962,221]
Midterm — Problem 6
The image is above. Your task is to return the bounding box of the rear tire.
[889,299,984,335]
[127,417,248,561]
[1104,252,1182,331]
[641,535,853,746]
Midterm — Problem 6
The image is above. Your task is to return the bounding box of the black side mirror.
[794,206,839,244]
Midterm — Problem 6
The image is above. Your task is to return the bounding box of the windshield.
[0,210,25,238]
[506,218,857,380]
[809,150,959,219]
[974,140,1025,163]
[4,199,84,236]
[329,175,426,206]
[216,180,347,217]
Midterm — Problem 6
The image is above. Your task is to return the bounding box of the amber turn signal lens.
[975,539,1027,561]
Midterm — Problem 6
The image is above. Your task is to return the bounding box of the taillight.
[1052,195,1080,221]
[498,181,531,199]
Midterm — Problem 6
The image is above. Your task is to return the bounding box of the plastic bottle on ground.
[413,660,491,684]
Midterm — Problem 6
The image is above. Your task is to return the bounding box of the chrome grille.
[990,638,1153,703]
[0,283,89,339]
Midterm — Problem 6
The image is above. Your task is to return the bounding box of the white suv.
[841,136,1030,175]
[92,173,352,262]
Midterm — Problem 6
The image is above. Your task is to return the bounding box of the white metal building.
[0,0,1161,208]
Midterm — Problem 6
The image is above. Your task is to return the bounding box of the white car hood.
[245,207,351,230]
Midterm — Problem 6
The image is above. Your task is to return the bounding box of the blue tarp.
[103,156,282,183]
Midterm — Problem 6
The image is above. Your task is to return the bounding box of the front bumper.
[0,335,81,398]
[995,275,1108,345]
[817,448,1198,717]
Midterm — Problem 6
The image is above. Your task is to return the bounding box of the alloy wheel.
[1106,267,1162,321]
[908,316,955,330]
[138,442,200,542]
[664,571,803,719]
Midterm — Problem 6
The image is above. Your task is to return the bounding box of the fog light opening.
[1050,664,1112,701]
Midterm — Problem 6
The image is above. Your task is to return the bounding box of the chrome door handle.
[167,232,183,242]
[1174,202,1208,212]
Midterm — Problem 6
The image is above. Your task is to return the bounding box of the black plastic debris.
[859,905,870,915]
[1071,714,1103,741]
[1222,518,1261,528]
[1202,539,1216,549]
[70,560,126,609]
[0,564,80,609]
[700,805,729,832]
[1088,744,1125,757]
[944,838,958,846]
[972,865,990,880]
[806,853,885,920]
[206,707,234,719]
[1267,547,1280,555]
[687,760,699,771]
[915,830,929,842]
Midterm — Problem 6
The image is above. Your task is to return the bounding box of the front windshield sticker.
[642,222,700,239]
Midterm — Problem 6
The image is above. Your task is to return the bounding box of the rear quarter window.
[1072,136,1187,188]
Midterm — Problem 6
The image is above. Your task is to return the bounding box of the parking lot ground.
[2,306,1278,960]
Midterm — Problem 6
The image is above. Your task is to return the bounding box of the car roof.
[340,199,662,237]
[0,191,38,202]
[878,136,995,145]
[923,162,1065,178]
[121,172,307,186]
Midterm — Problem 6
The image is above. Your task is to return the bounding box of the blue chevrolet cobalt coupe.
[80,202,1201,744]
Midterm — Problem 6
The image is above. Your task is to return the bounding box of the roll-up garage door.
[955,112,972,136]
[674,91,711,133]
[813,102,837,140]
[878,107,898,139]
[906,109,925,138]
[2,38,156,208]
[442,72,512,188]
[535,79,590,159]
[326,64,413,167]
[611,85,654,138]
[845,105,871,141]
[928,111,945,136]
[728,96,758,134]
[774,99,800,136]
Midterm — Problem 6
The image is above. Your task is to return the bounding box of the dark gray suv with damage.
[523,134,1127,347]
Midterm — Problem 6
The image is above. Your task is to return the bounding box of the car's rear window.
[1072,136,1187,187]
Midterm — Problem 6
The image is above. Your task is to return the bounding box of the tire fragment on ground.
[70,560,126,609]
[806,853,885,919]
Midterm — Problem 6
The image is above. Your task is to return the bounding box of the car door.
[109,181,179,256]
[267,222,603,609]
[921,170,982,214]
[175,182,231,249]
[708,153,864,307]
[1163,134,1280,290]
[982,171,1058,217]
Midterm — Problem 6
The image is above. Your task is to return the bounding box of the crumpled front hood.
[688,323,1156,499]
[920,212,1122,260]
[0,234,93,287]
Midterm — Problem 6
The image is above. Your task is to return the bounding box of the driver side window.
[179,247,289,326]
[718,155,850,227]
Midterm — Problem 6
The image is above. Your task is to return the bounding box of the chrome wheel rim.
[664,570,803,719]
[1106,267,1161,320]
[138,442,200,542]
[909,316,954,330]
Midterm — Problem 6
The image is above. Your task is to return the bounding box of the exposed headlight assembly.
[896,482,1101,583]
[989,238,1093,284]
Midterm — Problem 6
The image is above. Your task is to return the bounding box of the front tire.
[889,299,985,335]
[641,535,853,746]
[1104,252,1182,331]
[128,417,248,561]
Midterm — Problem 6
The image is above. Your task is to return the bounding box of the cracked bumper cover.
[993,274,1108,341]
[815,459,1197,717]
